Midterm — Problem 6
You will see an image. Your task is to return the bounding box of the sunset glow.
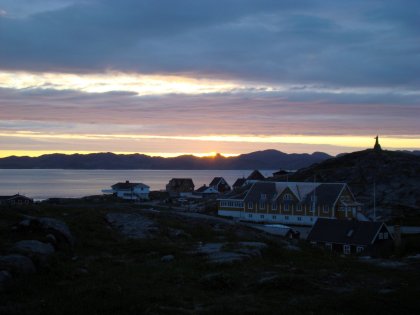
[0,0,419,157]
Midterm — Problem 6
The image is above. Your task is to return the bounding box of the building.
[232,177,246,190]
[194,185,219,198]
[0,194,33,206]
[218,181,362,226]
[102,180,150,200]
[209,177,231,194]
[246,170,265,183]
[307,218,393,254]
[166,178,195,197]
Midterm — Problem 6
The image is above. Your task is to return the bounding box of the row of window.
[247,213,314,222]
[219,201,244,208]
[325,243,365,254]
[250,202,330,213]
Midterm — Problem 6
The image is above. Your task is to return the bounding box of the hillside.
[289,149,420,218]
[0,150,331,170]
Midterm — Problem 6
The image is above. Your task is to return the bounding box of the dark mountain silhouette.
[289,149,420,218]
[0,150,331,170]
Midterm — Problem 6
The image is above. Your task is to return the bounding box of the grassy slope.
[1,203,420,315]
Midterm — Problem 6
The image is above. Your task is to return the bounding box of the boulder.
[19,216,74,246]
[0,270,12,290]
[161,255,175,263]
[14,240,55,257]
[0,255,36,274]
[105,213,158,239]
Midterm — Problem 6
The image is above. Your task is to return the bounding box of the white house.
[102,180,150,200]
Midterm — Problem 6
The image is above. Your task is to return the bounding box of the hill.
[0,149,331,170]
[289,149,420,219]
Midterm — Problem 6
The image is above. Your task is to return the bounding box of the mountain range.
[0,150,332,170]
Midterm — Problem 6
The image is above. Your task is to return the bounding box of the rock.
[161,255,175,262]
[74,268,89,276]
[46,233,57,245]
[0,255,36,274]
[196,243,225,254]
[19,216,75,246]
[285,244,301,251]
[168,228,191,239]
[105,212,158,239]
[207,252,248,264]
[14,240,55,257]
[0,270,12,290]
[199,272,236,289]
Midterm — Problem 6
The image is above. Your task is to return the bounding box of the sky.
[0,0,419,157]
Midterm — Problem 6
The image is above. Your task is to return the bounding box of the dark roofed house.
[247,170,265,181]
[209,177,231,194]
[232,177,246,190]
[166,178,195,197]
[307,218,393,255]
[0,194,33,206]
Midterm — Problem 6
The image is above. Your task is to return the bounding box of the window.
[285,216,289,220]
[248,202,253,209]
[272,215,276,220]
[297,217,302,221]
[384,232,389,239]
[343,245,351,254]
[378,233,384,240]
[248,213,253,218]
[323,205,329,213]
[261,194,267,200]
[259,201,266,210]
[260,215,264,219]
[297,204,302,211]
[284,204,289,211]
[283,193,292,200]
[356,246,364,253]
[272,203,277,210]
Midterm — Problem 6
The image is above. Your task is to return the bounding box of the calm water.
[0,169,275,199]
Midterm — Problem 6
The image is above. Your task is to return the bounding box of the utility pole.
[373,179,376,222]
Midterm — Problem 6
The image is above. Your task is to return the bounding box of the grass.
[1,203,420,314]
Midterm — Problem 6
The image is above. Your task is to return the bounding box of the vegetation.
[1,203,420,314]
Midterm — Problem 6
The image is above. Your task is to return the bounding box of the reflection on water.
[0,169,274,199]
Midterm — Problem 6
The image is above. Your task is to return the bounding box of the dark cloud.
[1,87,418,137]
[1,0,419,87]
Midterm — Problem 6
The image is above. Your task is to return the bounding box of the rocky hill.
[289,149,420,218]
[0,149,331,170]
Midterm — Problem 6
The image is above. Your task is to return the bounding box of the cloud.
[0,0,419,87]
[0,87,419,137]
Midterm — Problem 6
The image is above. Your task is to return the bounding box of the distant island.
[0,149,332,170]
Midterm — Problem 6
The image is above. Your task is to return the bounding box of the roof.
[209,177,223,187]
[168,178,194,186]
[307,218,391,246]
[233,178,246,188]
[219,183,252,200]
[301,183,346,205]
[112,182,149,190]
[221,181,353,207]
[247,170,265,180]
[196,185,218,193]
[244,182,277,202]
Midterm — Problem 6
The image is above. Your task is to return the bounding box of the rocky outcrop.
[290,149,420,217]
[19,216,75,246]
[105,212,159,239]
[14,240,55,257]
[0,255,36,275]
[194,242,268,264]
